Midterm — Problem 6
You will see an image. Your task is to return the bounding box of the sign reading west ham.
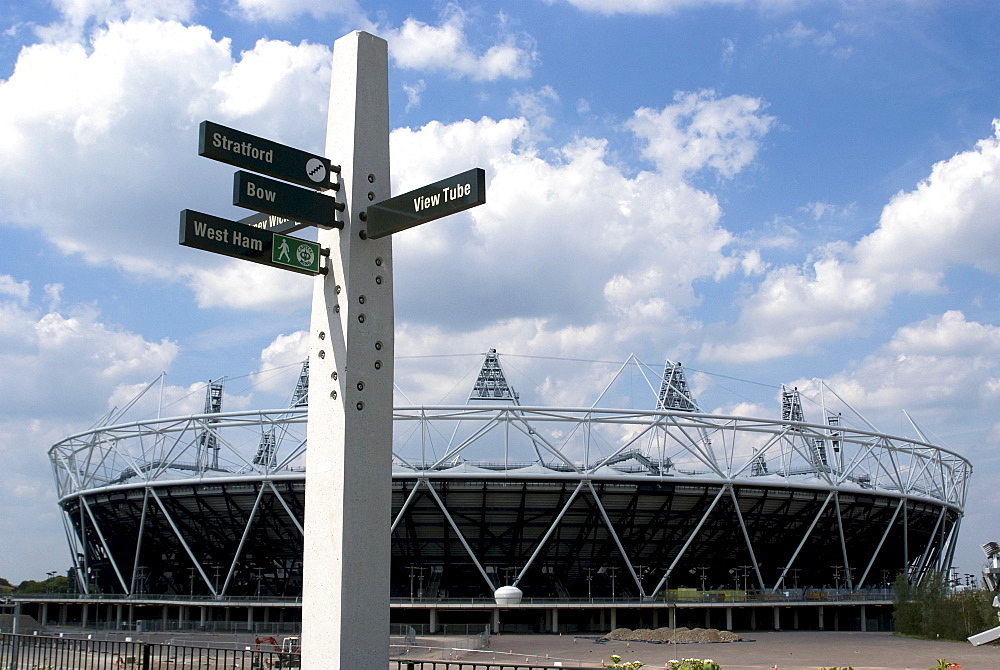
[179,209,321,275]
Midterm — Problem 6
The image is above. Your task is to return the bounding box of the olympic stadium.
[44,351,970,632]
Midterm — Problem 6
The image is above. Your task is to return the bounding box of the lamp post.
[689,565,709,601]
[635,564,653,600]
[598,566,618,601]
[736,565,751,593]
[408,565,425,603]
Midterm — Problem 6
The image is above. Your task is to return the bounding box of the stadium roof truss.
[50,400,970,599]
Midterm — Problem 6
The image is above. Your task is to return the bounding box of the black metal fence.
[1,634,589,670]
[0,634,298,670]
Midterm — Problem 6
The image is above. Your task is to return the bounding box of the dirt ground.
[436,631,1000,670]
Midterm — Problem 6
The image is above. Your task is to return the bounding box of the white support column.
[668,607,675,630]
[429,609,438,634]
[302,31,392,670]
[860,605,867,632]
[552,608,559,634]
[609,608,617,630]
[247,607,254,632]
[772,606,780,631]
[492,609,500,634]
[704,609,711,629]
[818,605,824,630]
[200,606,207,628]
[725,607,732,631]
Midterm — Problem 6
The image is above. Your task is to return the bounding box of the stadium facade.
[46,352,970,631]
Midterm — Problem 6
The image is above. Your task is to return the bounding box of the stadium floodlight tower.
[470,349,519,402]
[968,541,1000,645]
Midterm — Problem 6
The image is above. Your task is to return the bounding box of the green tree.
[15,575,70,593]
[893,570,997,640]
[892,573,921,635]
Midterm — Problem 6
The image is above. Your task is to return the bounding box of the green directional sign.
[272,233,321,274]
[179,209,322,276]
[365,167,485,239]
[233,170,341,228]
[199,120,336,190]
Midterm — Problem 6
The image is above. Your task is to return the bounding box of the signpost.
[178,30,486,670]
[365,167,485,238]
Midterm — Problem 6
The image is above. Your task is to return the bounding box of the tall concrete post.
[301,31,393,670]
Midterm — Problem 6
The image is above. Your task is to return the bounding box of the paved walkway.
[466,632,1000,670]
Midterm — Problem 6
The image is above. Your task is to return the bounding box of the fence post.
[8,634,21,670]
[141,642,151,670]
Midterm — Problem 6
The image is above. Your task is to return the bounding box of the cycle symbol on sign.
[296,243,315,267]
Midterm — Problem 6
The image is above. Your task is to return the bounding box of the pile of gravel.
[605,627,742,643]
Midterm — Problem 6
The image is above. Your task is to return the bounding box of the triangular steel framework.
[199,378,225,470]
[469,349,519,403]
[657,361,698,412]
[290,360,309,408]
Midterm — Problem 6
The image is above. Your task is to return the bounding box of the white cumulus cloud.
[627,90,776,179]
[703,120,1000,362]
[0,18,332,311]
[384,6,536,81]
[0,277,184,581]
[232,0,365,23]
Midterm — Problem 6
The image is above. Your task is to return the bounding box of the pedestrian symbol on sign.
[277,237,291,262]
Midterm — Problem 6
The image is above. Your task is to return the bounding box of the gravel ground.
[38,625,1000,670]
[463,631,1000,670]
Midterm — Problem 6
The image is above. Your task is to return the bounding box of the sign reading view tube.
[365,168,485,239]
[198,120,336,190]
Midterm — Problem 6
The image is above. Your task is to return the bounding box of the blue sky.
[1,0,999,584]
